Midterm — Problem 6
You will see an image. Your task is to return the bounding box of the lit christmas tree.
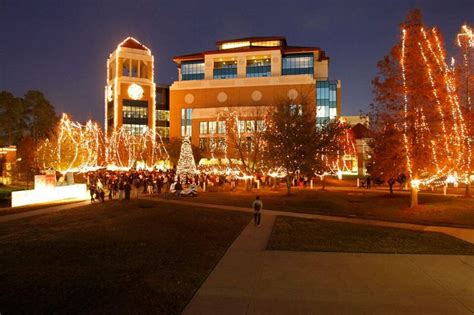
[176,136,197,177]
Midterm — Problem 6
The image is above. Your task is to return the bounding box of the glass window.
[238,120,246,134]
[131,60,139,77]
[182,60,205,81]
[246,57,271,78]
[157,126,170,138]
[246,121,255,133]
[209,121,217,134]
[123,124,147,136]
[122,58,130,76]
[218,121,226,134]
[213,60,237,79]
[316,80,338,126]
[181,108,192,137]
[200,121,208,134]
[251,40,281,47]
[282,54,314,76]
[156,110,169,121]
[256,120,266,132]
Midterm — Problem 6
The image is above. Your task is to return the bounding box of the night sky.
[1,0,472,124]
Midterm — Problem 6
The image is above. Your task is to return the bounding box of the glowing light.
[128,83,144,100]
[11,184,89,207]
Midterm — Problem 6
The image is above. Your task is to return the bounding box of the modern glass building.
[169,36,341,150]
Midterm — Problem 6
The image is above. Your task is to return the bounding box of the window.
[209,121,217,134]
[256,120,266,132]
[213,60,237,79]
[246,57,271,78]
[182,61,205,80]
[131,60,139,77]
[289,104,303,116]
[282,54,314,75]
[123,124,147,136]
[123,106,147,119]
[251,40,281,47]
[316,80,338,126]
[122,99,148,125]
[156,110,169,121]
[246,121,255,133]
[157,127,170,138]
[122,58,130,76]
[218,121,226,134]
[181,108,192,137]
[238,120,246,134]
[200,121,208,135]
[220,41,250,50]
[140,61,148,78]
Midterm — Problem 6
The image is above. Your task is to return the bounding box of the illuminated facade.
[170,36,342,148]
[155,84,170,142]
[105,37,156,136]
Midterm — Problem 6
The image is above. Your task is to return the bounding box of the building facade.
[169,36,341,149]
[155,84,170,142]
[104,37,156,136]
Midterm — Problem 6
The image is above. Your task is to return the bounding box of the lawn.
[184,187,474,227]
[0,199,251,314]
[0,199,85,216]
[267,216,474,255]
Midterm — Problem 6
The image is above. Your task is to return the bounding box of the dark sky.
[1,0,472,124]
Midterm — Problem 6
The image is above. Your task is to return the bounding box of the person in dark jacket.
[124,182,131,200]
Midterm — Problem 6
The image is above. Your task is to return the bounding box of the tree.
[24,90,57,145]
[372,9,465,207]
[176,137,197,178]
[454,24,474,196]
[367,120,405,195]
[15,136,37,189]
[0,91,26,146]
[264,93,320,195]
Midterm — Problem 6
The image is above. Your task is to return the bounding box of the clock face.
[128,83,144,100]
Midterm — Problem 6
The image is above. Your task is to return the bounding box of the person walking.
[118,180,125,200]
[251,196,263,226]
[175,180,183,199]
[124,182,131,200]
[366,176,371,189]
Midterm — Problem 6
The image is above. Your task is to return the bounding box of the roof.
[117,37,150,52]
[351,123,373,139]
[216,36,287,46]
[173,45,327,63]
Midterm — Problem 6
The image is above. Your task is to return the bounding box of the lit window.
[246,57,271,78]
[218,121,226,134]
[209,121,217,134]
[282,54,314,76]
[220,41,250,50]
[182,60,205,80]
[200,121,208,134]
[213,60,237,79]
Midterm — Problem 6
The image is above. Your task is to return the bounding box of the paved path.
[184,213,474,314]
[144,197,474,244]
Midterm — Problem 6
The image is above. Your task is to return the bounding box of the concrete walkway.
[144,197,474,245]
[184,213,474,314]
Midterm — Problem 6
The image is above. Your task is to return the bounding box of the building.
[155,84,170,142]
[169,36,342,149]
[0,146,16,185]
[341,115,372,177]
[104,37,156,136]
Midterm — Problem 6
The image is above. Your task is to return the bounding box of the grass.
[0,199,251,314]
[186,187,474,227]
[267,216,474,255]
[0,199,85,216]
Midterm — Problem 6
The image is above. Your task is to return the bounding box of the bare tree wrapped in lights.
[372,9,470,207]
[176,136,197,178]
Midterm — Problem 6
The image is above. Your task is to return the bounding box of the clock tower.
[105,37,156,136]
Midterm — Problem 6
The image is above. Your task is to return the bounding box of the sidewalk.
[144,197,474,245]
[184,213,474,314]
